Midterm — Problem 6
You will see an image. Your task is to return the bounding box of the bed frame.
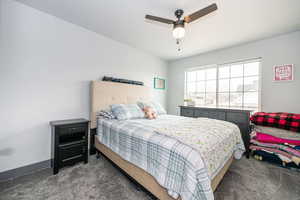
[90,80,233,199]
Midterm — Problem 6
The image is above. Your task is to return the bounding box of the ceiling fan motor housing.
[175,9,184,19]
[173,20,185,28]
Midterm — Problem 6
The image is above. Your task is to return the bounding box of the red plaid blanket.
[250,112,300,133]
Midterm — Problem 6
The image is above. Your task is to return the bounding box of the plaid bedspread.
[97,115,244,200]
[250,112,300,133]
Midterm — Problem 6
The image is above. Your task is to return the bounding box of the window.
[185,59,260,110]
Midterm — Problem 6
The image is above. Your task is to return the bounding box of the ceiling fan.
[145,3,218,50]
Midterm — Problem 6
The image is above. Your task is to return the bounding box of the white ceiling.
[16,0,300,60]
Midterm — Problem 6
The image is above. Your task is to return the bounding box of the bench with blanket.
[250,112,300,169]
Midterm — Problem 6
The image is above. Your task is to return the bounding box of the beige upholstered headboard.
[90,81,151,129]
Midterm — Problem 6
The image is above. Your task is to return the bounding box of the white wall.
[0,0,167,172]
[167,31,300,115]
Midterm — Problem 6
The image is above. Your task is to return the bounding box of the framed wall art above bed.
[154,77,166,90]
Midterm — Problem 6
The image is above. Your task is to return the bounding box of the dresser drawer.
[194,110,209,118]
[194,110,226,120]
[181,108,194,117]
[226,112,249,124]
[214,112,226,120]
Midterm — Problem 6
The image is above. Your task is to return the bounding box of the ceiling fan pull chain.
[176,39,182,51]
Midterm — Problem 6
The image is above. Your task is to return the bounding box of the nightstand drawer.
[58,125,86,144]
[58,125,86,135]
[60,154,85,167]
[59,142,85,160]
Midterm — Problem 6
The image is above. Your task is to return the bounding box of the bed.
[90,81,245,200]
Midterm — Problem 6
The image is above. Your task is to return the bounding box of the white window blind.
[185,59,261,110]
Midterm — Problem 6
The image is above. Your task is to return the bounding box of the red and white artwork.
[274,64,293,81]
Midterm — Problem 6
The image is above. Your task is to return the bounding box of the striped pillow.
[137,101,166,115]
[96,109,116,120]
[111,104,145,120]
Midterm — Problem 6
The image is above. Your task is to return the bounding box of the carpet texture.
[0,155,299,200]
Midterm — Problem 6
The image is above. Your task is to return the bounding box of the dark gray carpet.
[0,155,299,200]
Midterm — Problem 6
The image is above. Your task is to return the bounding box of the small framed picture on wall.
[154,77,166,90]
[273,64,293,81]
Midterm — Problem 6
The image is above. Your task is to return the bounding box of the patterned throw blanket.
[155,118,245,176]
[250,112,300,133]
[97,115,245,200]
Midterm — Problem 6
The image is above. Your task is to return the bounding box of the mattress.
[97,115,245,200]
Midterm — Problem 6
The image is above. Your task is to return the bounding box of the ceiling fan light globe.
[173,26,185,39]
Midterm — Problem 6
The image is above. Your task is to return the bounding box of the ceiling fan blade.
[145,15,175,24]
[184,3,218,23]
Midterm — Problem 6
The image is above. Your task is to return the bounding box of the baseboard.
[0,159,51,182]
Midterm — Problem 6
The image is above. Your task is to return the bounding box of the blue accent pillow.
[111,104,145,120]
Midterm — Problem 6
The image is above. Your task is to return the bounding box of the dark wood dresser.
[180,106,252,157]
[50,118,89,174]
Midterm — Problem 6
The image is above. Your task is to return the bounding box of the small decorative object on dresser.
[180,106,252,157]
[50,118,89,174]
[184,98,195,106]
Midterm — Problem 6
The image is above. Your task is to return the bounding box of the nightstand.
[50,118,89,174]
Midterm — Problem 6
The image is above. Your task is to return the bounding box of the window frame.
[184,58,262,111]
